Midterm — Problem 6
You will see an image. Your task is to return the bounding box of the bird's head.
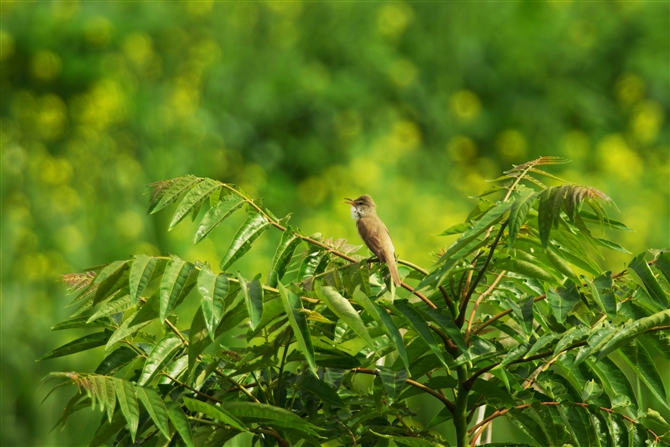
[345,195,376,219]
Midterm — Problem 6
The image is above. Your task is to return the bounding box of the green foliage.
[41,160,670,446]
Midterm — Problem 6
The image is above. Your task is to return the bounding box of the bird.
[345,195,401,286]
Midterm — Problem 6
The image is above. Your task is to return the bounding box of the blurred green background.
[2,1,668,445]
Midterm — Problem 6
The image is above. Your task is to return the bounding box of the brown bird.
[345,195,401,286]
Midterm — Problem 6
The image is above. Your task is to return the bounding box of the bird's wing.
[357,217,385,262]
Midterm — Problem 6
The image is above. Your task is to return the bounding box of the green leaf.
[318,285,375,350]
[112,378,139,442]
[95,346,138,375]
[149,175,202,215]
[589,358,638,410]
[557,402,591,447]
[529,402,560,447]
[36,331,111,361]
[88,411,127,447]
[134,386,170,439]
[219,401,320,435]
[581,379,603,402]
[503,258,557,284]
[169,178,221,230]
[166,402,195,447]
[93,261,130,305]
[547,282,581,323]
[438,199,513,263]
[299,374,346,407]
[628,253,668,308]
[554,325,590,356]
[393,300,449,369]
[87,294,133,323]
[572,325,618,368]
[129,255,157,305]
[94,375,116,422]
[498,343,530,368]
[188,306,211,372]
[197,266,228,338]
[138,336,183,386]
[508,186,537,249]
[526,333,560,357]
[378,366,409,400]
[655,251,670,282]
[160,255,195,322]
[579,210,633,231]
[351,289,409,371]
[507,408,551,447]
[423,307,468,352]
[370,431,448,447]
[596,309,670,360]
[546,245,580,283]
[593,238,631,254]
[620,341,670,412]
[267,226,301,287]
[194,193,245,243]
[51,316,112,331]
[538,187,555,249]
[588,272,617,318]
[279,284,316,374]
[183,397,248,432]
[298,250,328,281]
[437,222,469,236]
[219,212,271,271]
[240,274,263,331]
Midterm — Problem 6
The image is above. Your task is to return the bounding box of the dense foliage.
[41,158,670,446]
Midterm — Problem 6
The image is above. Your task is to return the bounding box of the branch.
[352,368,455,413]
[466,270,506,339]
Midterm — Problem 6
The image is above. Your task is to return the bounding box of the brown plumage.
[345,195,401,286]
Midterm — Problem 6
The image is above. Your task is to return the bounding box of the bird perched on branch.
[345,195,401,286]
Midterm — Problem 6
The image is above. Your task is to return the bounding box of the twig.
[466,270,506,339]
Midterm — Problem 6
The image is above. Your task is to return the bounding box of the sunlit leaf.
[547,282,581,323]
[596,309,670,360]
[112,378,139,442]
[628,252,668,308]
[160,255,195,321]
[149,175,202,215]
[194,193,245,243]
[378,366,409,401]
[129,255,157,305]
[169,178,221,230]
[279,284,316,374]
[267,226,301,287]
[197,266,228,338]
[508,186,537,249]
[239,274,263,331]
[318,285,375,350]
[219,213,271,271]
[299,374,346,407]
[134,385,170,439]
[138,335,182,386]
[393,300,449,369]
[166,402,195,447]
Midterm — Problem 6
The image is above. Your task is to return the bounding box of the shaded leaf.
[134,385,171,439]
[620,341,670,412]
[166,402,195,447]
[547,282,581,323]
[240,274,263,331]
[628,253,668,308]
[378,366,409,400]
[508,186,537,249]
[160,255,195,321]
[268,226,301,287]
[138,336,182,386]
[318,285,375,350]
[393,300,449,369]
[37,331,111,361]
[194,194,245,243]
[169,178,221,230]
[300,374,346,407]
[197,266,229,339]
[112,378,139,442]
[95,346,138,375]
[279,284,316,374]
[129,255,157,305]
[596,309,670,360]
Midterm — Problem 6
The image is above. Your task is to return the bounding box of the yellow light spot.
[568,20,597,49]
[298,176,328,206]
[266,1,302,18]
[31,50,62,81]
[0,31,14,61]
[377,3,413,37]
[40,157,73,186]
[389,59,417,87]
[350,156,382,191]
[496,129,527,161]
[191,39,221,69]
[631,100,663,144]
[371,120,422,163]
[186,0,213,15]
[20,253,51,280]
[52,186,81,214]
[37,94,67,140]
[133,242,161,257]
[615,73,645,106]
[56,225,84,253]
[240,163,267,191]
[335,110,362,140]
[84,16,113,46]
[123,33,153,67]
[596,134,643,181]
[116,210,144,240]
[449,90,481,122]
[563,130,590,160]
[271,20,299,49]
[447,135,477,162]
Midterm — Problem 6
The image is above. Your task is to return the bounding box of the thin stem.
[466,270,506,339]
[275,328,292,406]
[457,221,508,328]
[352,368,454,412]
[473,294,546,335]
[161,373,222,403]
[454,365,470,447]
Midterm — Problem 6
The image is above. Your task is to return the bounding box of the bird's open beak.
[344,198,355,205]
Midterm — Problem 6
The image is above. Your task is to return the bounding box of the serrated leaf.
[318,285,375,350]
[527,333,561,357]
[279,284,316,374]
[628,252,668,308]
[596,309,670,360]
[239,274,263,331]
[219,213,270,271]
[546,245,579,282]
[138,336,182,386]
[554,325,590,356]
[557,402,593,447]
[134,386,170,439]
[87,294,133,323]
[393,300,449,369]
[423,307,468,352]
[507,408,551,447]
[267,227,301,287]
[620,341,670,412]
[166,403,195,447]
[194,194,245,243]
[572,325,618,368]
[169,178,221,230]
[547,282,581,323]
[149,175,202,215]
[183,397,248,431]
[299,374,346,407]
[160,256,195,322]
[351,288,409,371]
[503,258,557,284]
[508,186,537,249]
[197,266,228,339]
[36,331,111,361]
[298,250,326,281]
[581,379,603,402]
[188,306,211,372]
[113,378,139,441]
[129,255,157,305]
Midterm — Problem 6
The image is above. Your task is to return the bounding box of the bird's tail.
[387,259,401,286]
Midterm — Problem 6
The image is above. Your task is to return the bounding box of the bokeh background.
[2,1,668,446]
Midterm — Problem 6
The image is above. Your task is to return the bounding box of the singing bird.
[345,195,401,286]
